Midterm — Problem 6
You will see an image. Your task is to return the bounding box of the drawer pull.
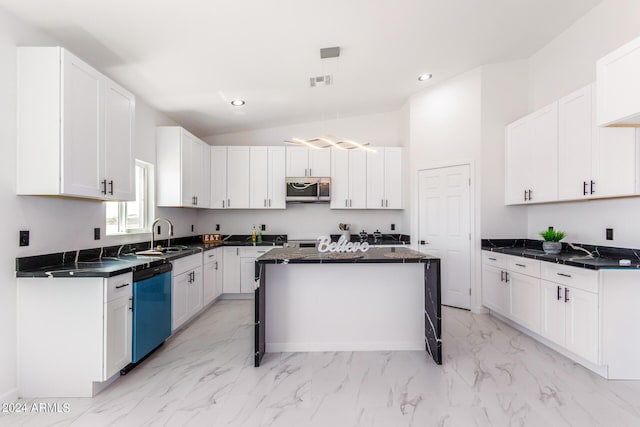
[504,272,509,282]
[557,285,562,301]
[500,271,504,282]
[488,257,497,261]
[557,272,572,278]
[515,263,526,268]
[115,283,130,289]
[564,288,570,303]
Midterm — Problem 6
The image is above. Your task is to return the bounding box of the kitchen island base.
[254,247,441,367]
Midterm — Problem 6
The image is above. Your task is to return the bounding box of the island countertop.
[256,246,434,264]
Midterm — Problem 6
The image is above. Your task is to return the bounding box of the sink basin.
[136,250,165,257]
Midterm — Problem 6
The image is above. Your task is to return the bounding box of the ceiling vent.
[320,46,341,59]
[310,74,332,87]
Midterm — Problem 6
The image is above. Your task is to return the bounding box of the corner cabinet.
[366,147,402,209]
[17,47,135,201]
[596,34,640,127]
[18,273,133,397]
[330,149,367,209]
[157,127,211,208]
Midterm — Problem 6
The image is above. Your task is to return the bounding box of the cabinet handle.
[524,190,527,201]
[102,179,107,195]
[345,199,348,207]
[257,251,266,253]
[309,168,312,176]
[195,196,198,205]
[515,263,526,268]
[557,285,562,301]
[564,287,570,303]
[215,261,218,270]
[269,199,271,207]
[385,200,388,208]
[350,199,352,208]
[236,248,239,256]
[222,200,225,208]
[129,297,133,312]
[264,199,267,207]
[590,180,595,194]
[228,199,231,208]
[115,283,130,289]
[528,189,532,200]
[381,199,384,207]
[108,180,114,195]
[488,257,497,261]
[583,181,588,196]
[500,271,504,282]
[557,272,572,278]
[505,272,509,282]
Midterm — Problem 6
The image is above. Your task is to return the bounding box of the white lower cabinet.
[508,271,541,334]
[18,272,133,397]
[203,249,223,305]
[171,253,203,331]
[481,264,509,316]
[223,247,241,293]
[223,246,279,295]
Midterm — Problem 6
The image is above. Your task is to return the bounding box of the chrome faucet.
[151,218,174,250]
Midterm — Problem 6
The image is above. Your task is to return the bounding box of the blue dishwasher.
[131,263,172,365]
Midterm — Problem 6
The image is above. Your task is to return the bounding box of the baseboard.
[219,293,254,300]
[0,387,19,402]
[266,341,424,352]
[471,306,489,314]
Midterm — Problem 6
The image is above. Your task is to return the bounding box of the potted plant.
[539,229,566,255]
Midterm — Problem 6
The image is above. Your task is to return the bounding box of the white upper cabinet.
[210,146,228,209]
[366,147,402,209]
[330,149,367,209]
[250,147,285,209]
[157,127,210,208]
[558,84,639,201]
[558,85,593,200]
[17,47,135,201]
[505,102,558,205]
[596,35,640,127]
[285,147,331,177]
[226,146,251,209]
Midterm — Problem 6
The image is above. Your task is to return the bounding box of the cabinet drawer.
[507,256,541,277]
[172,253,203,276]
[105,273,133,302]
[203,248,218,265]
[482,251,507,268]
[541,263,599,293]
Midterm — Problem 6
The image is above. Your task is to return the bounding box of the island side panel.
[424,259,442,364]
[254,262,266,367]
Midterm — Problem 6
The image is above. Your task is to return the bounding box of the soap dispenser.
[257,229,263,244]
[251,226,257,244]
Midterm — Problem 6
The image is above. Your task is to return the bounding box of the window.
[106,160,153,235]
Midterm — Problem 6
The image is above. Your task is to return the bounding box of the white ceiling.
[1,0,601,137]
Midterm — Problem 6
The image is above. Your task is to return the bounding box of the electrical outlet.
[157,225,161,235]
[216,224,220,231]
[19,230,29,246]
[191,224,194,232]
[94,227,100,240]
[261,224,266,231]
[391,224,395,231]
[606,228,614,240]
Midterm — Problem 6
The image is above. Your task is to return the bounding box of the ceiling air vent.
[310,74,332,87]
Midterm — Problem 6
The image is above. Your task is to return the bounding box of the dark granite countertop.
[256,247,436,264]
[482,239,640,270]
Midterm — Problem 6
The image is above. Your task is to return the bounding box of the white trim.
[0,388,18,402]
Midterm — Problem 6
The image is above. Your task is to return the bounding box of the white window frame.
[106,160,154,235]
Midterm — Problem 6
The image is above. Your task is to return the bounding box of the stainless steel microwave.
[285,177,330,203]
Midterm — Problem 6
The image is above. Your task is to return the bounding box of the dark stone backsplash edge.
[482,238,640,261]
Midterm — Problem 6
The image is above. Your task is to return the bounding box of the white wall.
[0,7,192,400]
[204,111,401,147]
[526,0,640,247]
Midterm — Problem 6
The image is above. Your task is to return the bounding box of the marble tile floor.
[3,300,640,427]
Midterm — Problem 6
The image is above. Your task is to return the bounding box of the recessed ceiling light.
[418,73,433,82]
[230,100,245,106]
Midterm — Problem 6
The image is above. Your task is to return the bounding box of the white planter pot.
[543,241,562,255]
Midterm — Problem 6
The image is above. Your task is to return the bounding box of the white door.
[481,265,508,315]
[103,296,132,379]
[268,147,286,209]
[250,147,269,208]
[558,85,592,200]
[309,148,331,177]
[187,268,204,315]
[418,165,471,309]
[565,286,599,363]
[61,49,102,198]
[226,146,250,208]
[285,147,309,177]
[103,80,135,201]
[210,146,228,209]
[384,147,403,209]
[172,272,189,330]
[348,151,367,209]
[540,280,566,346]
[366,150,385,208]
[508,271,541,334]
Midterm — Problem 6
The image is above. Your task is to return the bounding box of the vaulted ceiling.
[0,0,601,136]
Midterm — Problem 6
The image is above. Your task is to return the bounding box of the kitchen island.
[254,247,441,367]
